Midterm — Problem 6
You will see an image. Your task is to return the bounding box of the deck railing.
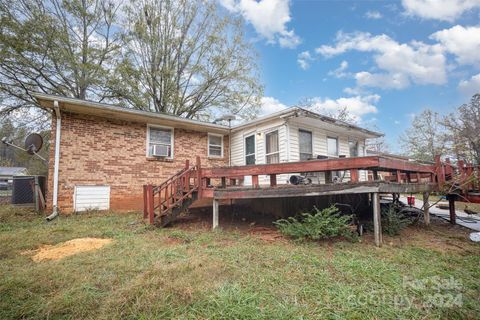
[143,158,201,224]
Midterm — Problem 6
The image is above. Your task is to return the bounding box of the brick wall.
[47,112,229,213]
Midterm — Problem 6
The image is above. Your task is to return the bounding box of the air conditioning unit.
[152,145,170,157]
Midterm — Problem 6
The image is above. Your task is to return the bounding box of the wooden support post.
[147,185,155,225]
[396,170,402,183]
[252,175,259,188]
[406,173,412,183]
[196,156,203,199]
[372,170,379,181]
[448,195,456,225]
[350,169,359,183]
[435,155,445,187]
[212,198,219,230]
[143,185,148,219]
[372,192,382,247]
[270,174,277,186]
[423,192,430,226]
[416,172,421,183]
[230,178,236,186]
[221,177,226,188]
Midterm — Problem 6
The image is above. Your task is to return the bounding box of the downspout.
[46,100,61,221]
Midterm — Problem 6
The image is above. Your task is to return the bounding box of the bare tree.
[110,0,262,120]
[443,94,480,164]
[400,109,449,162]
[0,0,123,115]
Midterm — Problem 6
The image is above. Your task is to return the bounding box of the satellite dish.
[221,115,236,122]
[24,133,43,155]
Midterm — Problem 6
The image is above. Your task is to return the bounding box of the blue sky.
[220,0,480,151]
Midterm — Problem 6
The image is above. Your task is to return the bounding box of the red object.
[407,196,415,206]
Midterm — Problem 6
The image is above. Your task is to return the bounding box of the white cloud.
[431,25,480,66]
[260,96,288,114]
[343,87,365,95]
[458,73,480,96]
[304,94,380,122]
[355,72,410,89]
[220,0,301,48]
[365,10,383,19]
[328,60,350,78]
[316,31,446,89]
[402,0,480,22]
[297,51,313,70]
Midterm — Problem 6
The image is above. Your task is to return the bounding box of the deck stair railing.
[143,157,202,226]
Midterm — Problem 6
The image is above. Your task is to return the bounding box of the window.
[148,126,173,158]
[265,130,279,164]
[327,136,338,157]
[299,129,313,160]
[208,134,223,157]
[245,135,255,165]
[349,140,359,157]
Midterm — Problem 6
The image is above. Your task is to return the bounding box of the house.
[34,93,381,214]
[0,167,27,188]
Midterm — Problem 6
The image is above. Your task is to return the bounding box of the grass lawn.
[1,206,479,319]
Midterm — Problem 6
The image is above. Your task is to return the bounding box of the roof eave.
[33,93,230,134]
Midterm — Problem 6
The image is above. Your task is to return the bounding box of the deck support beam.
[423,192,430,226]
[372,192,382,247]
[212,198,219,230]
[448,195,456,225]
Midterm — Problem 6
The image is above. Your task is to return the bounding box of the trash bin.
[407,195,415,206]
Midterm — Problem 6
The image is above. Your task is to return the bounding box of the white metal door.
[74,185,110,212]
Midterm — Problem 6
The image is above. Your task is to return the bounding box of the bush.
[381,205,411,236]
[274,206,356,241]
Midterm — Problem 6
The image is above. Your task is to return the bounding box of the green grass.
[0,206,479,319]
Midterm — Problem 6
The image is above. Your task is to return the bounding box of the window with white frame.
[299,129,313,160]
[265,130,279,164]
[327,136,338,157]
[349,140,359,157]
[208,134,223,157]
[148,126,173,158]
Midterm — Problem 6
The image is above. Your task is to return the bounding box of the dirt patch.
[248,226,285,242]
[23,238,113,262]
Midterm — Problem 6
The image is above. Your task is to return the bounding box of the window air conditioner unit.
[152,145,170,157]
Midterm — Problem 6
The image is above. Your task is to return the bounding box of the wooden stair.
[143,159,201,226]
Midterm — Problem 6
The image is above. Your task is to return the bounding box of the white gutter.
[46,100,61,221]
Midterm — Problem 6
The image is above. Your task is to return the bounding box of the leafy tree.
[0,0,123,115]
[443,94,480,164]
[110,0,262,120]
[298,98,357,124]
[400,109,449,162]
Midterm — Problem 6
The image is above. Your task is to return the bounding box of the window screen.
[265,130,279,164]
[327,137,338,157]
[208,134,223,157]
[299,130,313,160]
[148,127,172,157]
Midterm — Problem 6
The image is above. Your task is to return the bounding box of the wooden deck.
[144,154,479,247]
[210,182,436,200]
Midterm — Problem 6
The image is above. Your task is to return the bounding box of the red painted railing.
[143,157,201,224]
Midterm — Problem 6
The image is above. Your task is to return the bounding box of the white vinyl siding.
[230,116,371,185]
[74,185,110,212]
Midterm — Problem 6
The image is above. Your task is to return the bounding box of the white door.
[244,134,256,185]
[74,185,110,212]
